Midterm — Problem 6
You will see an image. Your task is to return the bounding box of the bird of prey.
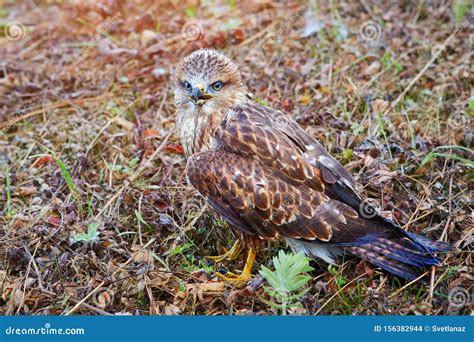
[174,48,450,283]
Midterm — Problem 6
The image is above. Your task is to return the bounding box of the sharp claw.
[205,241,242,262]
[207,244,255,285]
[216,270,252,284]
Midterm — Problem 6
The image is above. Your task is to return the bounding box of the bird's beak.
[190,83,213,103]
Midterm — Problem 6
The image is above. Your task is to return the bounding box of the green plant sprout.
[259,250,314,315]
[74,222,100,243]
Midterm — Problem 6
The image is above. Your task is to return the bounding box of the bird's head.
[174,49,245,113]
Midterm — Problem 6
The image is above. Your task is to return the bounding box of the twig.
[18,236,112,315]
[64,281,106,316]
[153,88,169,128]
[23,244,44,290]
[65,129,173,315]
[85,119,113,156]
[0,95,111,131]
[440,176,453,241]
[16,241,40,314]
[315,272,367,315]
[428,266,436,304]
[388,271,430,299]
[65,238,157,315]
[40,289,112,316]
[138,194,144,246]
[238,22,278,47]
[403,187,468,228]
[94,129,174,220]
[380,16,474,119]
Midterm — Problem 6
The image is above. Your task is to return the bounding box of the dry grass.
[0,0,472,315]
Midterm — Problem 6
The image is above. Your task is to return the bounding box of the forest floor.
[0,0,472,315]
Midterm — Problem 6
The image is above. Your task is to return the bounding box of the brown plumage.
[174,49,450,281]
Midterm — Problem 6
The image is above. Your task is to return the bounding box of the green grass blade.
[35,143,84,212]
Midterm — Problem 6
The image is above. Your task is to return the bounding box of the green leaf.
[468,97,474,111]
[255,97,268,106]
[453,0,471,24]
[220,18,241,31]
[258,250,314,314]
[184,6,196,18]
[118,76,129,83]
[421,145,474,167]
[33,144,83,212]
[342,149,353,161]
[74,222,100,243]
[170,243,192,255]
[135,210,153,231]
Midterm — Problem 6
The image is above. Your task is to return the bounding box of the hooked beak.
[189,83,213,103]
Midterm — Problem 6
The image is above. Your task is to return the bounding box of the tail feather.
[338,232,450,280]
[377,216,451,256]
[405,232,451,253]
[346,246,420,280]
[372,237,443,267]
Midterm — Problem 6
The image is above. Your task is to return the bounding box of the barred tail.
[341,234,450,280]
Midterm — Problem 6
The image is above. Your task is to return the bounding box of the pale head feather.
[174,49,247,155]
[174,49,246,112]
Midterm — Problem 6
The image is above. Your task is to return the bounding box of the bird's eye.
[211,81,224,91]
[183,81,192,92]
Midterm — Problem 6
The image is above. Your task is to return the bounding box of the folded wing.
[186,101,450,280]
[216,102,362,209]
[187,150,396,244]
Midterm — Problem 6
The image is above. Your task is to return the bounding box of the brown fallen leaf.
[298,94,312,105]
[186,282,225,293]
[164,303,181,315]
[113,117,135,131]
[372,170,398,186]
[131,246,154,263]
[95,288,115,310]
[143,129,160,137]
[17,186,38,196]
[185,282,225,302]
[48,214,61,226]
[227,285,256,304]
[31,155,55,169]
[372,99,390,114]
[164,143,184,155]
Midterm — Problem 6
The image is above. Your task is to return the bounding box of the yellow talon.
[206,240,242,262]
[216,247,256,285]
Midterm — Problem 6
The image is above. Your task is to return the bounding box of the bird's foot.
[217,269,252,284]
[206,240,242,262]
[215,247,256,285]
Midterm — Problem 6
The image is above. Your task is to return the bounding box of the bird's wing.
[186,150,385,242]
[215,101,363,210]
[186,149,449,280]
[186,102,450,280]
